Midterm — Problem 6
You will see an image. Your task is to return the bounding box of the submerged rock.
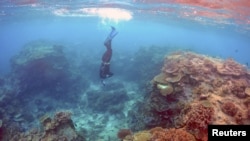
[9,111,86,141]
[11,41,72,96]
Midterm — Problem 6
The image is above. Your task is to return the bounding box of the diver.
[99,26,118,86]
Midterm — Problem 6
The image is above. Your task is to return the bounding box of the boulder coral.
[220,101,238,117]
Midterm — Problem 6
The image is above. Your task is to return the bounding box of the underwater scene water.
[0,0,250,141]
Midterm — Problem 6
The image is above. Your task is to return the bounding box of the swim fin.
[104,26,118,44]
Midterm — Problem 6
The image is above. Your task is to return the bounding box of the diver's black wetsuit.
[99,27,118,81]
[100,39,113,79]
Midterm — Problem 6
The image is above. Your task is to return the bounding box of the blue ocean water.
[0,0,250,140]
[0,0,250,75]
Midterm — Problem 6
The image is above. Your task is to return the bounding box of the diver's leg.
[110,26,118,39]
[102,47,112,62]
[104,26,118,45]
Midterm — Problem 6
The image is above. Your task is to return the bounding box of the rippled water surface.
[1,1,249,73]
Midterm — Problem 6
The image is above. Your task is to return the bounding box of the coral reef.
[185,104,214,140]
[150,127,196,141]
[156,83,174,96]
[119,127,195,141]
[132,131,151,141]
[9,111,85,141]
[1,42,250,141]
[117,129,133,140]
[122,130,151,141]
[220,101,238,117]
[128,51,250,140]
[216,58,247,76]
[10,41,73,96]
[245,87,250,96]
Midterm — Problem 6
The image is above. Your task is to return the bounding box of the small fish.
[235,49,238,53]
[246,62,249,66]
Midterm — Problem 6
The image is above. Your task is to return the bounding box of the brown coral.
[163,62,179,74]
[150,127,195,141]
[220,102,238,117]
[153,73,168,84]
[245,87,250,97]
[186,104,214,140]
[243,97,250,107]
[117,129,132,140]
[193,82,213,95]
[165,73,184,83]
[216,58,247,76]
[54,111,72,123]
[247,109,250,119]
[235,112,244,124]
[230,79,249,98]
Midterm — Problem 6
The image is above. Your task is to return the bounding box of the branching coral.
[186,104,214,140]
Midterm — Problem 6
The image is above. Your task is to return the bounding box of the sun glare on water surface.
[53,7,133,24]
